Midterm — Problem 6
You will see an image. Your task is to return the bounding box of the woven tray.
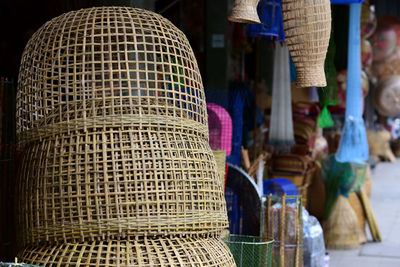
[18,237,235,266]
[17,6,207,144]
[17,124,228,245]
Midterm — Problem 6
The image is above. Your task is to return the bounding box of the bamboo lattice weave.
[281,0,331,87]
[17,7,206,142]
[19,237,235,266]
[15,7,233,263]
[17,124,227,245]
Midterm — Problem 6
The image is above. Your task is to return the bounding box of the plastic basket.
[223,235,274,267]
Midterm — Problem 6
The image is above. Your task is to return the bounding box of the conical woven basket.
[17,7,208,144]
[18,237,235,266]
[17,124,227,245]
[281,0,331,87]
[229,0,261,24]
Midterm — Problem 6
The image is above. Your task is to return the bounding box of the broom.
[359,188,382,242]
[323,195,362,249]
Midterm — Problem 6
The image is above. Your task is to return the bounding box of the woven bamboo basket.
[18,237,235,266]
[229,0,261,24]
[281,0,331,87]
[16,6,230,245]
[17,124,228,245]
[16,6,208,145]
[261,195,303,267]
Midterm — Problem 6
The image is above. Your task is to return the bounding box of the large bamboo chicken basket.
[16,7,208,144]
[17,124,227,244]
[18,237,235,266]
[16,6,229,244]
[281,0,331,87]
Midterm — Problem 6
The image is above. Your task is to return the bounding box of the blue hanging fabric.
[247,0,285,41]
[335,3,369,163]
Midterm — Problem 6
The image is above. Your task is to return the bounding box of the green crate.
[222,235,274,267]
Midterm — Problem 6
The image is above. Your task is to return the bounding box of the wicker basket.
[229,0,261,24]
[17,7,208,144]
[18,237,235,266]
[281,0,331,87]
[16,7,230,246]
[17,124,228,245]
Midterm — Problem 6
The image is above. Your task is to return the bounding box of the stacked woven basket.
[15,7,235,266]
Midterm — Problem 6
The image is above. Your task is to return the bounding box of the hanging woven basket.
[281,0,331,87]
[18,237,235,267]
[229,0,261,24]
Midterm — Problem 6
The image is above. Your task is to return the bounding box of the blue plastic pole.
[335,3,369,163]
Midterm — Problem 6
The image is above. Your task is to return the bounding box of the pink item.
[371,26,397,62]
[207,103,233,156]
